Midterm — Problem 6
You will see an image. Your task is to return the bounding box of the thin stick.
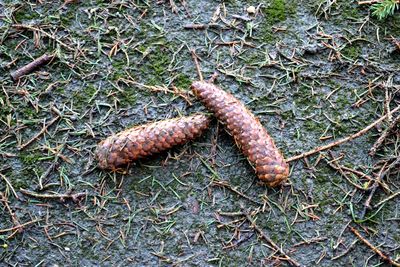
[358,0,381,4]
[339,166,374,182]
[324,158,368,191]
[245,213,301,266]
[287,105,400,162]
[0,173,18,199]
[349,226,400,267]
[184,23,221,30]
[0,219,42,234]
[212,181,263,205]
[11,53,55,81]
[389,35,400,50]
[373,190,400,209]
[118,77,192,105]
[12,24,74,51]
[360,163,387,218]
[18,115,60,150]
[208,72,219,83]
[326,151,388,191]
[359,0,400,4]
[190,49,203,81]
[361,157,400,217]
[0,192,21,227]
[369,114,400,156]
[20,188,87,203]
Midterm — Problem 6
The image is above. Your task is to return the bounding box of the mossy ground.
[0,0,399,266]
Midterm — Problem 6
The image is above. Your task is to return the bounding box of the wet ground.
[0,0,399,266]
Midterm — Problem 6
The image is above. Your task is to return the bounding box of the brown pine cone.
[95,114,210,170]
[191,81,289,187]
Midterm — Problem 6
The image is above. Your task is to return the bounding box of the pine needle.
[371,0,399,19]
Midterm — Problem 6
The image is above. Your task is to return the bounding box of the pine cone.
[95,114,210,170]
[191,81,289,187]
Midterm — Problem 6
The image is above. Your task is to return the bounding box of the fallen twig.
[361,157,400,218]
[358,0,382,4]
[373,190,400,209]
[223,232,255,250]
[0,192,21,228]
[18,115,60,150]
[0,173,18,199]
[183,23,222,30]
[20,188,87,203]
[389,35,400,50]
[349,226,400,267]
[244,212,301,267]
[325,152,389,192]
[358,0,400,4]
[212,180,263,205]
[117,76,193,105]
[11,53,55,81]
[190,49,203,81]
[293,236,328,247]
[369,114,400,156]
[0,219,42,234]
[324,157,369,191]
[12,24,74,51]
[287,105,400,162]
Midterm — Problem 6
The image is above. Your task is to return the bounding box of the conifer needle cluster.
[371,0,399,19]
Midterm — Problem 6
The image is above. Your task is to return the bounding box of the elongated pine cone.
[191,81,289,187]
[95,114,210,170]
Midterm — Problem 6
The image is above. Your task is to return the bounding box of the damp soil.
[0,0,399,266]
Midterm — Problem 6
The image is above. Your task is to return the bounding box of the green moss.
[280,110,295,121]
[60,11,76,27]
[73,84,98,105]
[258,0,297,43]
[294,85,318,106]
[111,58,127,69]
[264,0,287,23]
[21,107,39,120]
[116,89,137,107]
[342,3,362,19]
[303,120,326,134]
[139,46,171,86]
[375,14,400,35]
[173,74,191,89]
[55,86,65,94]
[0,103,12,123]
[14,9,39,22]
[341,45,361,59]
[10,174,31,190]
[238,50,264,65]
[19,151,44,165]
[334,94,351,109]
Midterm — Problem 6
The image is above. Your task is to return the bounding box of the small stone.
[247,6,256,14]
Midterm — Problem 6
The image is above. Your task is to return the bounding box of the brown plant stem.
[349,226,400,267]
[245,213,301,267]
[20,188,87,203]
[287,105,400,162]
[11,53,55,81]
[18,115,60,150]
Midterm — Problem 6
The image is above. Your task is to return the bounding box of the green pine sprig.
[371,0,399,20]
